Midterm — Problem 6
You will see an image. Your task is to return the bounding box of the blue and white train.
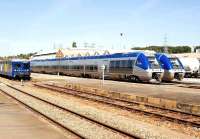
[0,59,31,79]
[155,53,185,81]
[31,52,164,82]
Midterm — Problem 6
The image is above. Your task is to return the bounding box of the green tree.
[132,46,191,53]
[72,42,77,48]
[194,46,200,52]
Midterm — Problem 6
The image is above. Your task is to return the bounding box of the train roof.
[156,53,178,59]
[0,59,29,62]
[33,49,57,56]
[31,47,158,61]
[31,51,145,62]
[11,59,29,62]
[171,53,200,59]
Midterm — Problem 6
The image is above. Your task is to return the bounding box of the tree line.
[132,46,194,53]
[0,53,35,60]
[0,45,200,60]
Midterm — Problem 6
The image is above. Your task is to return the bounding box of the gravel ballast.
[0,83,197,139]
[0,83,131,139]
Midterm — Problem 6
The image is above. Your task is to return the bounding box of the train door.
[0,65,3,72]
[133,57,143,76]
[133,54,149,81]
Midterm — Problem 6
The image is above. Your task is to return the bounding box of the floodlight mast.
[164,34,168,53]
[120,33,126,49]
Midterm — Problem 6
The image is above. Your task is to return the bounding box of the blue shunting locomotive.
[0,59,30,79]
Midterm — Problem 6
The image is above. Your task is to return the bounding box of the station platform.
[0,91,69,139]
[32,73,200,115]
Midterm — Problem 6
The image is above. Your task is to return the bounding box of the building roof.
[30,49,57,60]
[57,48,114,58]
[171,53,200,59]
[30,47,157,60]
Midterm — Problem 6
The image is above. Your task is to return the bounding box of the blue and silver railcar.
[155,53,185,81]
[0,59,30,79]
[31,52,163,82]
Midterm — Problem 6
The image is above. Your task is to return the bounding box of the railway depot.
[1,1,200,138]
[0,47,200,139]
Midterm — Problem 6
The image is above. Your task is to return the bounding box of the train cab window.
[148,57,160,69]
[24,63,30,69]
[136,60,142,66]
[170,58,181,69]
[16,64,21,69]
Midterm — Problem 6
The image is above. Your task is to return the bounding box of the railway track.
[35,83,200,128]
[0,82,140,139]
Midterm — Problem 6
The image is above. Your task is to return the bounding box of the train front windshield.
[148,56,160,69]
[169,58,182,69]
[14,62,30,71]
[23,63,30,70]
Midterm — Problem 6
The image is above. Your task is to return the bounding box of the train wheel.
[130,76,140,82]
[156,77,162,82]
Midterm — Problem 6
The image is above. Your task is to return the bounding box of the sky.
[0,0,200,56]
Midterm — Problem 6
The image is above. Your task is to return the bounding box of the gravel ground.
[2,82,197,139]
[31,73,200,105]
[182,78,200,84]
[0,83,131,139]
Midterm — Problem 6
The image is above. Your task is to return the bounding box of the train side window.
[85,65,97,71]
[127,60,132,68]
[131,60,136,67]
[94,65,98,71]
[86,66,90,70]
[65,66,69,69]
[76,66,79,70]
[54,66,57,69]
[110,61,115,68]
[120,60,128,68]
[115,61,120,68]
[62,66,65,69]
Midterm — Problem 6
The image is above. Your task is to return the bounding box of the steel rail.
[1,82,140,139]
[36,83,200,128]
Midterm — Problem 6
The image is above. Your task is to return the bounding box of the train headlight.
[184,66,190,71]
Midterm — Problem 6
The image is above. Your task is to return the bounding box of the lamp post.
[164,34,168,53]
[120,33,127,50]
[101,64,105,87]
[58,56,61,76]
